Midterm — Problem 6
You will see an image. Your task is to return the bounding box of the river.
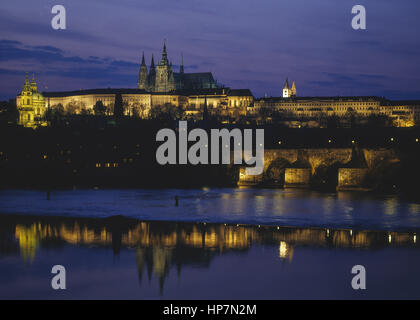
[0,188,419,299]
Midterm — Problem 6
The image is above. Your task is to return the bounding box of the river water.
[0,188,419,299]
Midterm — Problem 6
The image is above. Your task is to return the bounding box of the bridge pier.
[337,168,370,191]
[238,167,263,186]
[284,168,311,188]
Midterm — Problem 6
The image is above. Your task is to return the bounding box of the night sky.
[1,0,420,100]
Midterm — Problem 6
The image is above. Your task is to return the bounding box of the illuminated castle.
[16,73,46,128]
[14,42,419,129]
[138,41,218,92]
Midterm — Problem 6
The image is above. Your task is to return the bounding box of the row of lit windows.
[94,158,139,168]
[96,163,119,168]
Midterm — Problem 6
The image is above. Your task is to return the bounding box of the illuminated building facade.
[16,74,47,128]
[254,95,420,127]
[181,88,254,118]
[40,87,253,121]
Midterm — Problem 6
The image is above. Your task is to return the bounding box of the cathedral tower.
[155,41,175,92]
[148,54,156,91]
[180,53,184,74]
[283,78,291,98]
[30,73,38,92]
[137,52,148,90]
[291,80,297,97]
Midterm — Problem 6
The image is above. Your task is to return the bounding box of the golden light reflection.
[15,224,41,264]
[384,198,398,216]
[11,218,419,279]
[409,204,420,214]
[279,241,294,262]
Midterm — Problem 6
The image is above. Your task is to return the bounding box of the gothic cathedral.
[138,41,218,92]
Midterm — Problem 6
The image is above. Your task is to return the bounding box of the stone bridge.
[238,148,399,190]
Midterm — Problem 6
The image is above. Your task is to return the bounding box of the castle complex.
[15,41,420,128]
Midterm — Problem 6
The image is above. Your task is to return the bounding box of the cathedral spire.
[30,73,38,92]
[180,53,184,74]
[291,80,297,97]
[22,72,31,92]
[141,52,146,66]
[147,54,156,91]
[160,40,169,66]
[283,78,290,90]
[150,54,155,69]
[138,53,148,90]
[283,78,291,98]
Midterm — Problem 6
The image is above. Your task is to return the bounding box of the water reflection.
[1,213,419,296]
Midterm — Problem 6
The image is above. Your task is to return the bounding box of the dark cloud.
[0,39,140,99]
[31,45,64,53]
[0,40,85,64]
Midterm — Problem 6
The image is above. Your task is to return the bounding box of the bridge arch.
[310,161,344,189]
[264,158,291,186]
